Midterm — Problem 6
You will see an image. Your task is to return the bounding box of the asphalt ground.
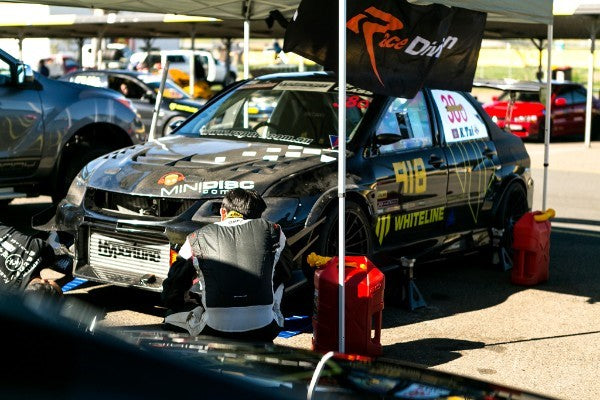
[5,140,600,400]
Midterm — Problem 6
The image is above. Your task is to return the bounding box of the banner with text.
[283,0,486,98]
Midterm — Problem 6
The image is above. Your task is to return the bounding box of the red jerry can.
[312,256,385,357]
[511,209,555,286]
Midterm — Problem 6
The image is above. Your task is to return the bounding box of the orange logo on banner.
[347,7,406,86]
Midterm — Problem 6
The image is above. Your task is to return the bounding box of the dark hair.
[221,188,266,219]
[24,278,63,298]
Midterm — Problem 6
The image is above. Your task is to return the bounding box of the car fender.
[305,185,375,228]
[490,175,530,222]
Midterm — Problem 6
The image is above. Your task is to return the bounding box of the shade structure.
[2,0,554,354]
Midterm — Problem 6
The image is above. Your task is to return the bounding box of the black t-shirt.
[0,225,52,290]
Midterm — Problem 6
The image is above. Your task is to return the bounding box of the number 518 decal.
[393,158,426,194]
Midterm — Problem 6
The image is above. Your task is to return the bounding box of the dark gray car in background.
[0,48,145,204]
[60,69,205,137]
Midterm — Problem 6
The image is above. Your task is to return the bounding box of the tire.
[52,145,112,204]
[0,199,12,208]
[163,115,187,136]
[494,183,529,269]
[591,115,600,141]
[302,201,374,282]
[534,118,548,143]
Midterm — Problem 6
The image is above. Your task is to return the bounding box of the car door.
[0,55,44,180]
[107,74,154,129]
[367,91,448,252]
[430,89,500,234]
[553,84,587,137]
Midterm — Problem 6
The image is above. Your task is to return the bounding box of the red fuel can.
[312,256,385,357]
[511,210,553,286]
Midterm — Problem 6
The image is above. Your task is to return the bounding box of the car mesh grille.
[88,229,170,280]
[85,189,196,218]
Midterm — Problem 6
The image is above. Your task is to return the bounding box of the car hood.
[483,101,545,117]
[85,135,339,198]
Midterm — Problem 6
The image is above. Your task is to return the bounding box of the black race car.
[43,71,533,292]
[61,69,205,137]
[1,288,555,400]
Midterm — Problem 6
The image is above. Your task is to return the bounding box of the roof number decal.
[431,90,488,143]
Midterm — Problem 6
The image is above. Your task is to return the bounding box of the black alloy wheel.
[496,183,529,268]
[302,202,373,282]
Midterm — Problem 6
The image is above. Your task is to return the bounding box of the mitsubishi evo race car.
[43,72,533,292]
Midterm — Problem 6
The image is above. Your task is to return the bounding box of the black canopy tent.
[3,0,554,353]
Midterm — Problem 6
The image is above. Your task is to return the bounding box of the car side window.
[0,58,10,86]
[571,87,587,104]
[377,91,433,154]
[71,73,107,88]
[557,87,574,105]
[430,90,489,144]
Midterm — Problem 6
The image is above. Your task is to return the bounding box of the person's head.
[24,278,63,298]
[220,188,266,220]
[120,83,129,96]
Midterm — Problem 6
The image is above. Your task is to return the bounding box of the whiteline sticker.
[263,155,279,161]
[320,155,336,163]
[242,151,257,157]
[288,145,303,150]
[285,152,301,158]
[214,157,226,163]
[267,147,282,153]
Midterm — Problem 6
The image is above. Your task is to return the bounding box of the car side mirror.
[16,63,34,84]
[554,97,567,106]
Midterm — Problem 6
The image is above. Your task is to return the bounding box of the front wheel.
[302,201,373,281]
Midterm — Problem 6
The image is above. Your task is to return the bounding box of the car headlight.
[64,171,87,206]
[263,197,300,225]
[514,115,538,123]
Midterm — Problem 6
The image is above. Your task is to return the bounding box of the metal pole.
[243,19,250,79]
[148,60,170,142]
[337,0,347,354]
[225,38,232,84]
[543,24,553,211]
[77,38,84,68]
[189,25,196,97]
[17,35,23,61]
[585,19,597,149]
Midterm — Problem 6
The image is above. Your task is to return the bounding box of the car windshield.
[175,79,372,148]
[139,76,190,99]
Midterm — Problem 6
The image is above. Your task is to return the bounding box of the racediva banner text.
[283,0,486,98]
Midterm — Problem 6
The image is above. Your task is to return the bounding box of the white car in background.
[129,49,237,86]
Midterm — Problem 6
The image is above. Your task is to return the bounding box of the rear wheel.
[302,201,373,282]
[494,183,529,269]
[163,115,187,136]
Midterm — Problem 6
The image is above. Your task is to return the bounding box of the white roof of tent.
[2,0,553,24]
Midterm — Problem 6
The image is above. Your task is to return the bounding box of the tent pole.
[189,25,197,97]
[337,0,347,354]
[243,19,250,79]
[584,18,597,149]
[543,23,553,212]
